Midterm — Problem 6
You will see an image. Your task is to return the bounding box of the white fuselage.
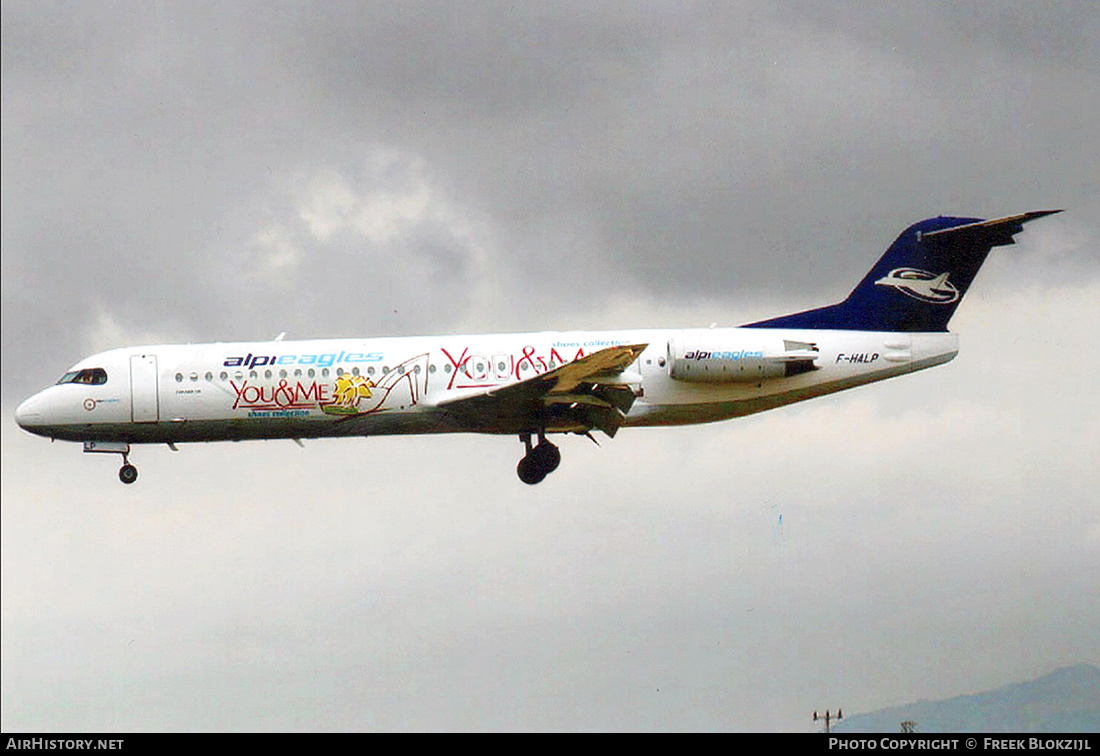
[15,327,958,444]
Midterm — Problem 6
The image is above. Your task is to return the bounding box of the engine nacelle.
[668,337,819,383]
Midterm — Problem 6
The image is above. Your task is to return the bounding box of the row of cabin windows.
[173,360,559,384]
[61,356,646,389]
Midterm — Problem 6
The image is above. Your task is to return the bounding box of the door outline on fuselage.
[130,354,159,423]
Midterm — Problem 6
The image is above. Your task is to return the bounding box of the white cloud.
[82,306,178,355]
[296,149,459,246]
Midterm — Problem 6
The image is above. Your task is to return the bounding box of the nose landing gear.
[517,432,561,485]
[83,441,139,484]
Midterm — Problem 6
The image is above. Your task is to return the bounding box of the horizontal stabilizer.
[919,210,1063,248]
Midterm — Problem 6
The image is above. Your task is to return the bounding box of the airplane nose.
[15,393,45,431]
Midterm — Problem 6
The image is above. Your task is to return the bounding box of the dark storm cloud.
[2,1,1097,389]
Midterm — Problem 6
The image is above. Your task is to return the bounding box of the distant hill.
[833,664,1100,733]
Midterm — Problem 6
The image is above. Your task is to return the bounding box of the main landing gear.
[517,432,561,485]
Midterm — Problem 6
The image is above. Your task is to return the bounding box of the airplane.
[15,210,1060,485]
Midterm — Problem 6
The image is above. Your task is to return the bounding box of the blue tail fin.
[746,210,1061,332]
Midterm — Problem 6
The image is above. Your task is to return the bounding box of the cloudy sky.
[2,1,1098,732]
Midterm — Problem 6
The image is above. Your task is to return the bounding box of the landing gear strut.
[517,432,561,485]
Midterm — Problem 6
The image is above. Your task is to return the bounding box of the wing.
[435,343,648,437]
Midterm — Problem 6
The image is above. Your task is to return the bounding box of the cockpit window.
[57,368,108,385]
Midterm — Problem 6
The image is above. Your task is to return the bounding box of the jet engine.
[667,337,819,383]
